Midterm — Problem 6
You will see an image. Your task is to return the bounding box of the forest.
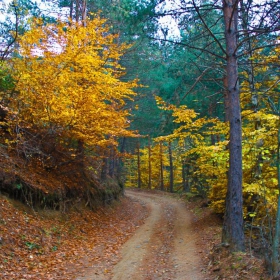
[0,0,280,278]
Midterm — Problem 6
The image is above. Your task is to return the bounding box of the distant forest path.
[112,190,204,280]
[78,189,205,280]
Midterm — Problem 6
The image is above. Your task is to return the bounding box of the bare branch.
[149,36,226,61]
[1,0,19,61]
[180,67,213,103]
[192,0,227,56]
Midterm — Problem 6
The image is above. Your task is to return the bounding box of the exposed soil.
[78,189,207,280]
[77,189,271,280]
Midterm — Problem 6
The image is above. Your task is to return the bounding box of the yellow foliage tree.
[9,17,137,148]
[125,44,280,226]
[239,44,280,220]
[155,97,226,195]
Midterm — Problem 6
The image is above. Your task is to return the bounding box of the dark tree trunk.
[182,159,190,192]
[108,147,115,178]
[100,156,108,181]
[168,141,174,193]
[75,0,79,22]
[137,140,141,189]
[116,137,126,179]
[0,104,8,123]
[77,139,85,169]
[222,0,245,252]
[69,0,74,20]
[182,158,186,192]
[148,137,152,189]
[160,141,164,191]
[82,0,87,26]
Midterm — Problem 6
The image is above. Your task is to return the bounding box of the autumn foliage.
[125,43,280,226]
[0,16,138,207]
[0,192,148,279]
[9,17,137,147]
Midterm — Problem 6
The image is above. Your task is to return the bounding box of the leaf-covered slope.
[0,193,148,279]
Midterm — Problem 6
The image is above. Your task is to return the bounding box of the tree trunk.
[77,139,85,169]
[160,141,164,191]
[70,0,74,20]
[82,0,87,26]
[223,75,230,122]
[116,137,126,180]
[148,137,152,189]
[182,158,190,192]
[137,140,141,189]
[222,0,245,252]
[108,146,115,178]
[182,158,186,192]
[168,141,174,193]
[75,0,79,22]
[100,156,108,181]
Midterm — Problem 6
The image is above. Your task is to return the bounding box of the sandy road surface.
[112,190,204,280]
[78,189,205,280]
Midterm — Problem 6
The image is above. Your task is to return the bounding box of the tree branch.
[180,67,212,103]
[192,0,227,56]
[1,1,19,61]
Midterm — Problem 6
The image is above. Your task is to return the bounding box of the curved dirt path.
[78,189,205,280]
[112,190,204,280]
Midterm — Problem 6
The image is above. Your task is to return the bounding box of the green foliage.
[0,65,14,93]
[25,241,40,250]
[0,0,43,60]
[126,52,280,222]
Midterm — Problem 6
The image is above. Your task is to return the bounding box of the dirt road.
[78,189,205,280]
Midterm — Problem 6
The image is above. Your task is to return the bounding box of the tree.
[221,0,244,251]
[168,141,174,193]
[151,0,280,252]
[7,17,137,155]
[245,44,280,276]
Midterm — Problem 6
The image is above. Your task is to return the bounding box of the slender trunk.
[70,0,74,20]
[148,137,152,189]
[116,137,126,180]
[160,141,164,191]
[75,0,79,22]
[182,140,190,192]
[108,146,115,178]
[100,156,108,181]
[137,140,141,189]
[77,139,85,168]
[222,0,245,252]
[182,159,190,192]
[182,158,186,192]
[168,141,174,193]
[82,0,87,26]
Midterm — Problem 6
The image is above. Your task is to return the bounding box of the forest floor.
[0,188,270,279]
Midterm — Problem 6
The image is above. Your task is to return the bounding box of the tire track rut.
[112,190,204,280]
